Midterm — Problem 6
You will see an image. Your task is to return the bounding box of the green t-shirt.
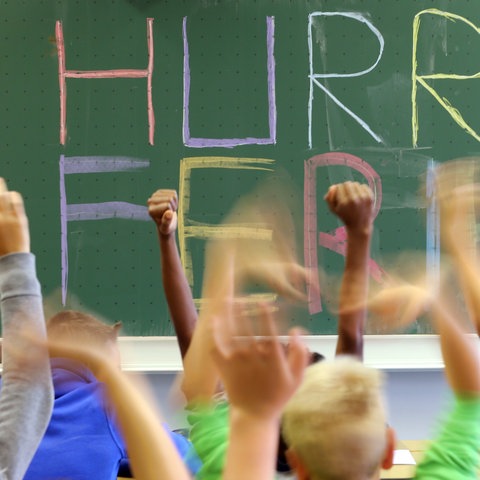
[187,401,229,480]
[415,395,480,480]
[188,395,480,480]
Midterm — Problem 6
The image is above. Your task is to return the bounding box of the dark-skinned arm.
[148,189,197,359]
[324,181,374,360]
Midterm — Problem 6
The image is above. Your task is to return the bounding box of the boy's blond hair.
[282,356,388,480]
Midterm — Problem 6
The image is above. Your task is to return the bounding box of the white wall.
[384,369,450,440]
[145,369,451,441]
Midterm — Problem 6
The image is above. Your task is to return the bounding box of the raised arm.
[180,239,235,404]
[434,177,480,394]
[210,304,308,480]
[436,163,480,335]
[324,181,374,359]
[414,183,480,478]
[0,179,54,480]
[362,173,480,478]
[185,242,308,480]
[148,189,197,359]
[361,263,480,479]
[181,235,311,404]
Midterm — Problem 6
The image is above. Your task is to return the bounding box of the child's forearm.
[159,231,197,359]
[224,408,280,480]
[99,362,192,480]
[430,302,480,395]
[336,228,372,359]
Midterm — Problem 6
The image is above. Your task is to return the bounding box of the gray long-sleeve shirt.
[0,253,53,480]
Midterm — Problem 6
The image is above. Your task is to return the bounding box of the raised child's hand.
[324,181,374,235]
[210,302,308,419]
[367,282,433,332]
[0,178,30,256]
[147,189,178,236]
[435,161,480,256]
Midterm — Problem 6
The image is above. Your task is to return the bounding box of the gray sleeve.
[0,253,53,480]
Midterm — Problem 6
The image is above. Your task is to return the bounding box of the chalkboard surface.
[1,0,478,336]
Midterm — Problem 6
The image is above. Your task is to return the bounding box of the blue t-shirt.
[23,358,200,480]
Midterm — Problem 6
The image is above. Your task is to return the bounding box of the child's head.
[281,356,395,480]
[47,310,122,367]
[276,349,325,473]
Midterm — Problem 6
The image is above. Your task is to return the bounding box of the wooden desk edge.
[381,440,430,479]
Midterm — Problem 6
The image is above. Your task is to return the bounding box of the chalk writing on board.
[178,156,275,292]
[60,156,151,304]
[308,12,385,149]
[412,9,480,146]
[182,16,277,148]
[55,10,480,150]
[56,19,155,146]
[304,152,384,314]
[51,6,470,322]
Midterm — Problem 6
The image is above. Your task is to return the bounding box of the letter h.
[55,18,155,145]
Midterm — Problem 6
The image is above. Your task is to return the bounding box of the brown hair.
[47,310,122,348]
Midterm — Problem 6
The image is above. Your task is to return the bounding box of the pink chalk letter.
[56,18,155,145]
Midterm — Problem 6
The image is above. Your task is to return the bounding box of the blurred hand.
[435,162,480,256]
[235,258,312,303]
[210,302,308,419]
[367,282,433,331]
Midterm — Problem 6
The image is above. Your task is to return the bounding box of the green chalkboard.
[0,0,478,336]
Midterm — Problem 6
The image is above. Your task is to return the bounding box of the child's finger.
[9,191,26,219]
[335,182,347,206]
[350,181,364,200]
[256,302,280,337]
[323,184,337,203]
[169,193,178,212]
[236,303,258,339]
[0,178,7,194]
[162,210,173,222]
[286,328,309,381]
[161,210,177,231]
[0,192,11,214]
[210,314,232,361]
[358,183,374,200]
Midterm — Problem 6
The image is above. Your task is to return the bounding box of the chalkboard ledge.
[117,334,470,372]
